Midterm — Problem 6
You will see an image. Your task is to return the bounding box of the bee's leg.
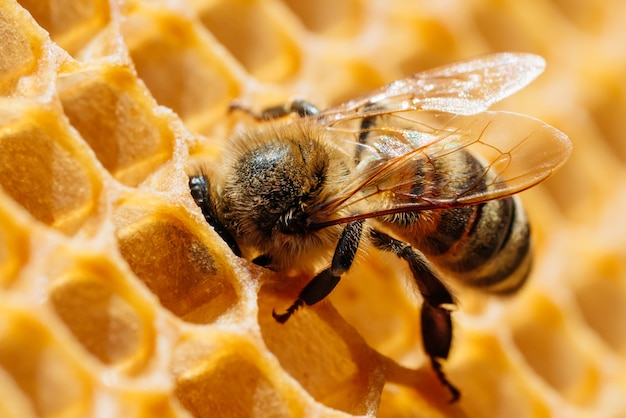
[272,220,364,323]
[369,229,460,403]
[189,174,242,257]
[229,99,319,120]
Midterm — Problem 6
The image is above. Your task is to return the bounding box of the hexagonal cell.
[58,64,174,186]
[115,201,238,324]
[258,285,382,415]
[395,19,461,77]
[0,104,101,234]
[280,0,365,38]
[548,0,606,32]
[196,0,301,82]
[589,89,626,172]
[572,254,626,355]
[121,7,241,133]
[283,55,384,109]
[471,6,537,52]
[49,256,155,372]
[450,332,553,418]
[117,390,187,418]
[0,1,47,95]
[0,194,31,287]
[510,294,601,405]
[173,334,294,418]
[16,0,110,56]
[0,368,38,418]
[0,308,93,418]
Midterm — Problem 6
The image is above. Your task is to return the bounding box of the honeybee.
[188,53,572,401]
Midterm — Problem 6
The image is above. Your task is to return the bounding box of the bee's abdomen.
[426,196,532,294]
[379,149,533,294]
[383,196,532,294]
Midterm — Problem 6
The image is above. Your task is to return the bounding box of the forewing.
[308,110,572,228]
[374,111,572,205]
[317,52,546,124]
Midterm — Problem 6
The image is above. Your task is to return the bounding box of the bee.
[188,53,572,401]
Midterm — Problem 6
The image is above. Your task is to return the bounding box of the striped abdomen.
[379,150,532,294]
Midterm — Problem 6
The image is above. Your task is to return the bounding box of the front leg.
[272,220,364,323]
[369,229,460,402]
[189,174,242,257]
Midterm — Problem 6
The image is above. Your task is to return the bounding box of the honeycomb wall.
[2,0,626,416]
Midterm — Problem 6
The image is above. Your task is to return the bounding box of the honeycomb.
[1,0,626,416]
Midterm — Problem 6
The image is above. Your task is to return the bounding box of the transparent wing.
[316,52,546,125]
[308,110,572,229]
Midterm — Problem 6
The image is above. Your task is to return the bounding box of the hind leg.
[369,229,460,402]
